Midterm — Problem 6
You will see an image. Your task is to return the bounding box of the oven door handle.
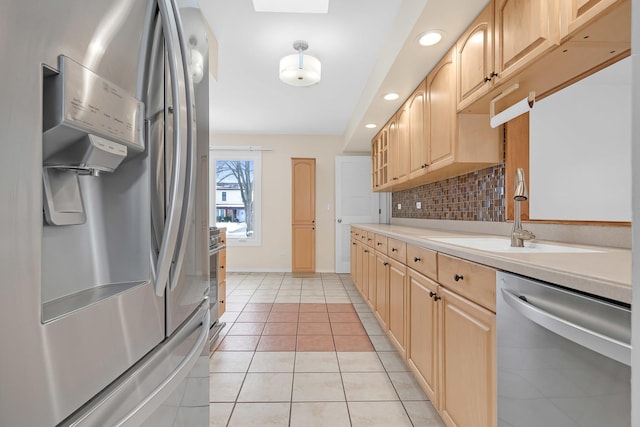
[501,289,631,366]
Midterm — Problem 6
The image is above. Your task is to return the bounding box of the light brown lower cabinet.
[350,227,496,427]
[218,237,227,317]
[439,286,496,427]
[374,253,390,330]
[361,245,370,300]
[367,248,376,308]
[387,258,407,358]
[407,269,439,406]
[291,225,315,273]
[350,238,357,284]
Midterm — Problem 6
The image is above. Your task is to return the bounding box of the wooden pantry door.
[292,158,316,273]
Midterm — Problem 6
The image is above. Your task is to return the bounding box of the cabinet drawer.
[374,234,388,255]
[352,228,363,239]
[437,253,496,312]
[387,238,407,264]
[406,245,437,280]
[365,231,375,247]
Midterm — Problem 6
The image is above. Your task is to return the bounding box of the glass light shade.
[279,53,321,86]
[418,31,444,46]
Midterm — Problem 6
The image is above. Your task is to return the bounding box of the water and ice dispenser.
[42,55,144,226]
[41,56,151,321]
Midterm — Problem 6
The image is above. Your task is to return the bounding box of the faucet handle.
[514,230,535,241]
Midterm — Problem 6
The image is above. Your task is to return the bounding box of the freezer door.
[60,303,210,426]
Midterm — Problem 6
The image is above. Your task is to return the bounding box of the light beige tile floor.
[210,272,445,426]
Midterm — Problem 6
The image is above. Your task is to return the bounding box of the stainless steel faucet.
[511,168,535,247]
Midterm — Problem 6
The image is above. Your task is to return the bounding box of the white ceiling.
[199,0,489,152]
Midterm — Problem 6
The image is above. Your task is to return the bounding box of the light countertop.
[353,224,632,304]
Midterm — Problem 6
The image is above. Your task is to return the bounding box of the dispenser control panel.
[43,55,144,159]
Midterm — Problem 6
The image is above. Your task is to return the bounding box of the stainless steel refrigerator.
[0,0,212,425]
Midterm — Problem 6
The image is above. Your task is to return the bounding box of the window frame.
[209,149,262,247]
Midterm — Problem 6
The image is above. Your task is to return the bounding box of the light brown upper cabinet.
[408,80,428,180]
[390,105,410,184]
[494,0,561,83]
[565,0,621,36]
[292,158,315,273]
[372,127,389,190]
[426,48,457,172]
[457,3,495,111]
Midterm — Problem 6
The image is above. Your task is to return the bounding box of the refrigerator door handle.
[114,306,209,426]
[154,0,188,297]
[168,0,196,290]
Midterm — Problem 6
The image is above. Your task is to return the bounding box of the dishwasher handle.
[501,289,631,366]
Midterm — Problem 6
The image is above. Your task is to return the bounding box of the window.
[210,149,262,246]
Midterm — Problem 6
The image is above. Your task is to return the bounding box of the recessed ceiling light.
[383,92,399,101]
[253,0,329,13]
[365,123,377,129]
[417,30,445,46]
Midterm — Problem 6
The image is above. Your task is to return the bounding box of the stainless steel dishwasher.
[496,272,631,427]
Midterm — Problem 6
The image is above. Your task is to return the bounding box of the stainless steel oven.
[497,272,631,427]
[208,227,225,347]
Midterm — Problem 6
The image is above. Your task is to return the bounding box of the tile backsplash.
[392,163,506,221]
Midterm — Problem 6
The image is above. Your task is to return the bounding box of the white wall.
[210,134,350,272]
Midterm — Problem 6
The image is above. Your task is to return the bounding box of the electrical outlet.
[416,201,422,209]
[397,203,402,210]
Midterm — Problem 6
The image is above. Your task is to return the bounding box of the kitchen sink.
[428,237,601,254]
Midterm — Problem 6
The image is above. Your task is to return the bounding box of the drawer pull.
[413,257,421,263]
[368,238,372,241]
[220,265,225,269]
[429,291,437,298]
[377,242,382,246]
[391,248,398,252]
[454,274,464,282]
[383,262,389,266]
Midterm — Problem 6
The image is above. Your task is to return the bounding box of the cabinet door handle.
[368,238,372,241]
[220,265,224,269]
[364,249,369,253]
[454,274,464,282]
[352,242,356,246]
[383,262,389,266]
[413,257,421,263]
[391,248,398,252]
[433,295,442,301]
[377,242,382,246]
[219,299,224,304]
[429,291,437,298]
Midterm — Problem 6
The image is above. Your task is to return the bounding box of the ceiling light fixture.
[417,30,445,46]
[365,123,377,129]
[279,40,321,87]
[383,92,399,101]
